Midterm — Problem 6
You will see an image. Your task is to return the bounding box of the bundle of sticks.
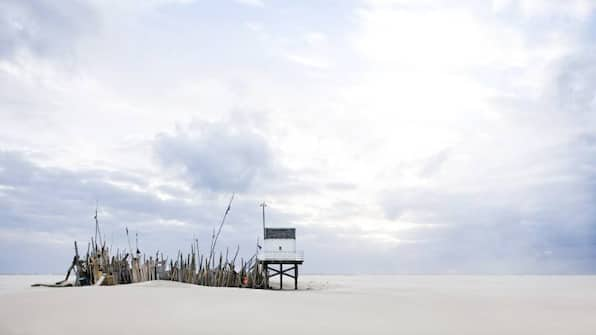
[33,238,263,289]
[32,194,266,289]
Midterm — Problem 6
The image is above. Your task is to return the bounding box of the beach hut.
[257,227,304,289]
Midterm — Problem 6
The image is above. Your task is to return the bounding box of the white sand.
[1,275,596,334]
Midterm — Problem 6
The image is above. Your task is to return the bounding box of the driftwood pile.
[33,195,267,289]
[167,243,264,288]
[33,238,264,289]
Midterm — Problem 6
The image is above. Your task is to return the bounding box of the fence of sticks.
[32,194,267,289]
[32,239,265,288]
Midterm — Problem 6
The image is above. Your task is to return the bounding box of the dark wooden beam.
[267,265,296,276]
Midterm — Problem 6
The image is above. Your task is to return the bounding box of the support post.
[294,265,298,290]
[280,264,283,289]
[265,263,269,289]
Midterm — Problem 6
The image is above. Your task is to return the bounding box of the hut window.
[264,228,296,239]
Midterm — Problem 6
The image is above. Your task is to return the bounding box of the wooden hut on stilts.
[256,203,304,290]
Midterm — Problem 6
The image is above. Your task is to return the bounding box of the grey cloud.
[396,221,596,274]
[2,143,594,274]
[325,182,357,191]
[287,219,596,274]
[0,150,206,271]
[0,149,300,273]
[552,49,596,118]
[154,123,277,193]
[419,148,450,178]
[576,133,596,147]
[0,149,377,274]
[377,47,596,274]
[0,0,98,59]
[379,134,596,273]
[0,151,193,232]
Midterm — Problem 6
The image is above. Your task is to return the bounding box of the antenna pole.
[260,202,267,238]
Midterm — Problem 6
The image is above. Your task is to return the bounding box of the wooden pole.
[209,193,235,266]
[264,263,269,289]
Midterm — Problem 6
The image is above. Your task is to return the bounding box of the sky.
[1,0,595,274]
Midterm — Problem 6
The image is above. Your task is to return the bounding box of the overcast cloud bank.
[1,0,595,274]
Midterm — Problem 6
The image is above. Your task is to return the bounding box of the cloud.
[285,54,329,69]
[0,151,185,233]
[234,0,264,8]
[1,0,596,275]
[0,149,291,272]
[0,0,98,59]
[0,148,350,274]
[0,149,238,247]
[377,45,596,273]
[304,32,327,45]
[154,122,278,193]
[418,149,451,178]
[552,49,596,118]
[510,0,595,19]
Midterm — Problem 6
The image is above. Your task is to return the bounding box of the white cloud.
[234,0,264,7]
[285,53,329,69]
[305,32,327,45]
[515,0,595,19]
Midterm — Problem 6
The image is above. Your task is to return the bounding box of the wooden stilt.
[279,264,283,290]
[265,263,269,289]
[294,265,298,290]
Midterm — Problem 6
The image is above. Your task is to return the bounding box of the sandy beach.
[1,275,596,334]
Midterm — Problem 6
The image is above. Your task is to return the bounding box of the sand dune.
[1,275,596,334]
